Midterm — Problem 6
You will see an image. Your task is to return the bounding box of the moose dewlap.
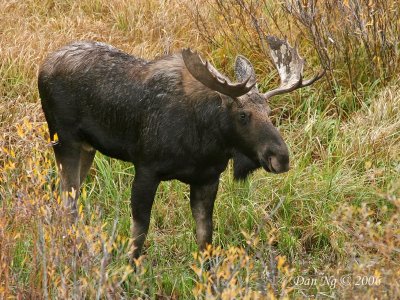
[38,36,324,259]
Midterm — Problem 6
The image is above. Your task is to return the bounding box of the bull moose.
[38,36,324,259]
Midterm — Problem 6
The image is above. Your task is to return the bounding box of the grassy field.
[1,0,399,298]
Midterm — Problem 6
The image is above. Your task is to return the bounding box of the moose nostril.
[268,157,275,173]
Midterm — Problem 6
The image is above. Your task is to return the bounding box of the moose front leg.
[130,168,159,260]
[190,179,219,251]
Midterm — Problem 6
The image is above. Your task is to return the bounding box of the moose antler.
[182,48,256,98]
[264,36,325,99]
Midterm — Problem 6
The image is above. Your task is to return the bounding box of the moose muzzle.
[259,144,290,174]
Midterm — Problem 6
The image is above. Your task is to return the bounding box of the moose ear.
[234,55,257,90]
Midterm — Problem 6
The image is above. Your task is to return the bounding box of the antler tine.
[182,48,255,98]
[264,36,325,100]
[301,69,326,87]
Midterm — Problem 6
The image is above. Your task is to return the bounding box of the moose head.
[182,36,325,179]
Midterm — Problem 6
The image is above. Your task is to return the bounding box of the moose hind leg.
[53,142,81,218]
[79,146,96,185]
[190,179,219,251]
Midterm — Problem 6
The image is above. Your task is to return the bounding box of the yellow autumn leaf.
[17,125,24,138]
[52,132,59,144]
[24,118,32,130]
[81,187,87,200]
[277,255,286,271]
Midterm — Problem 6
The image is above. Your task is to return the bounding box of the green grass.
[2,81,398,298]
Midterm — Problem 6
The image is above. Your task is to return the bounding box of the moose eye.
[238,111,250,124]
